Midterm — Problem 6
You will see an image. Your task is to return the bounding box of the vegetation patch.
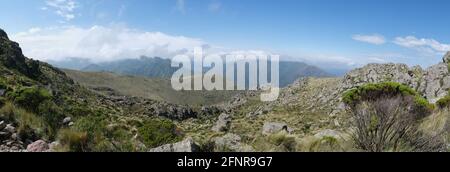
[436,91,450,108]
[343,82,434,113]
[137,119,182,148]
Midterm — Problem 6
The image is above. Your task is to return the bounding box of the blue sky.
[1,0,449,71]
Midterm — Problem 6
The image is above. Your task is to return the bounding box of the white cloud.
[11,25,210,62]
[352,34,386,45]
[393,36,450,54]
[44,0,78,21]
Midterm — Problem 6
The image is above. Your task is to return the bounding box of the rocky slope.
[0,28,221,152]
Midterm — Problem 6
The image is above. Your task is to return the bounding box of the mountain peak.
[0,28,8,39]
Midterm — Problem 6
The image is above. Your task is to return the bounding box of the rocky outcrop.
[262,122,292,135]
[341,53,450,103]
[212,113,231,132]
[0,121,26,152]
[0,28,41,79]
[149,138,200,152]
[444,52,450,63]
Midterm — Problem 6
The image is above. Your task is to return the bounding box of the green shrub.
[37,101,65,138]
[137,119,181,148]
[436,91,450,108]
[10,86,52,113]
[343,82,434,113]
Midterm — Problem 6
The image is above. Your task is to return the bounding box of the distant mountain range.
[49,56,332,87]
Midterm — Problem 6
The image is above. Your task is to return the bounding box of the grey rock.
[262,122,292,135]
[0,131,10,139]
[212,113,231,132]
[149,138,199,152]
[0,121,5,130]
[48,141,61,152]
[26,140,49,152]
[4,124,15,133]
[0,89,5,96]
[62,117,72,125]
[214,133,254,152]
[314,129,342,139]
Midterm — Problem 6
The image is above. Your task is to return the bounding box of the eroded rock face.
[149,138,200,152]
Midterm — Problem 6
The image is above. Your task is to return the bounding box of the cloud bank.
[11,25,209,62]
[394,36,450,54]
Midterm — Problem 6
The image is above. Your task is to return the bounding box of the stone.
[0,131,10,139]
[0,121,6,130]
[212,113,231,132]
[26,140,49,152]
[0,89,5,96]
[48,141,61,152]
[149,137,199,152]
[4,124,15,133]
[214,133,254,152]
[62,117,72,125]
[262,122,292,135]
[314,129,342,139]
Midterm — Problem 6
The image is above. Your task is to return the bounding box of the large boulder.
[262,122,292,135]
[26,140,49,152]
[212,113,231,132]
[149,138,199,152]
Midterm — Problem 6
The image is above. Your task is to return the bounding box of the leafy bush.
[137,119,181,148]
[70,112,108,151]
[343,82,434,113]
[9,86,52,113]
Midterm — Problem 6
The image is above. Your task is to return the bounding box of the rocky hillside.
[63,69,241,105]
[0,28,221,152]
[1,27,449,152]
